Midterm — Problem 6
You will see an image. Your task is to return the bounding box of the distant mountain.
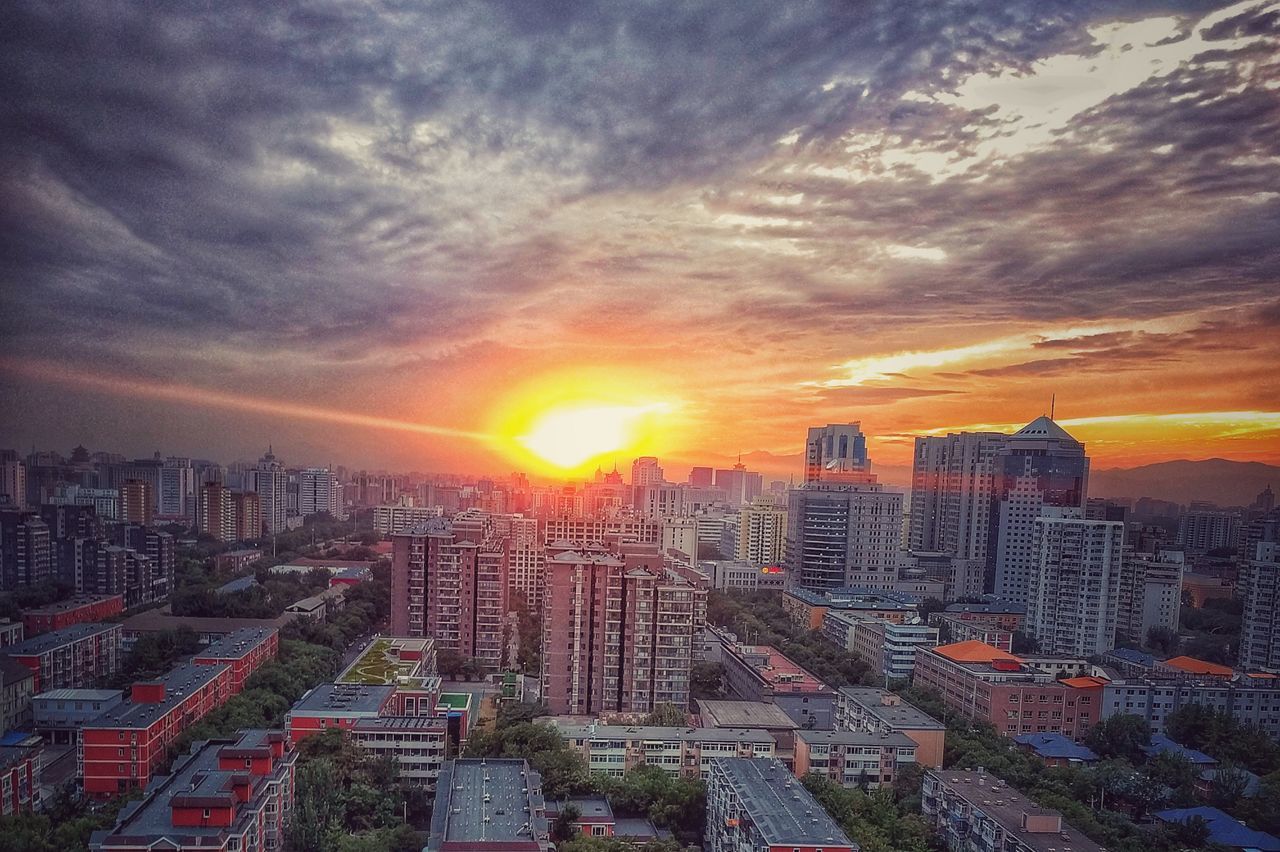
[1089,458,1279,507]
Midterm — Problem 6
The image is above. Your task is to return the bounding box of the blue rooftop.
[215,575,259,594]
[1143,733,1218,766]
[1105,648,1157,667]
[1155,807,1280,851]
[1014,733,1099,762]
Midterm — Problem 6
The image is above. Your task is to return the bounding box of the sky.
[2,0,1278,481]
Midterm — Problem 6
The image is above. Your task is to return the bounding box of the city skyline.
[4,1,1279,477]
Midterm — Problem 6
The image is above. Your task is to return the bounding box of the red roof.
[934,640,1022,664]
[1061,676,1109,689]
[1162,656,1234,677]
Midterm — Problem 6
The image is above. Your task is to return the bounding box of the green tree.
[551,803,582,842]
[643,703,687,726]
[1086,714,1152,763]
[690,662,725,700]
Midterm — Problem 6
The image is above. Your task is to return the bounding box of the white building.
[298,467,346,519]
[1239,525,1280,672]
[736,497,786,565]
[157,458,195,519]
[244,448,289,534]
[1027,511,1124,656]
[1116,550,1184,643]
[785,480,903,590]
[373,503,443,535]
[660,516,698,559]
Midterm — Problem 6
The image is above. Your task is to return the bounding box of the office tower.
[1116,549,1184,644]
[636,483,685,517]
[908,431,1008,561]
[688,466,714,487]
[157,458,194,519]
[736,496,787,564]
[0,451,26,509]
[391,513,509,671]
[631,457,664,487]
[541,546,703,715]
[245,447,288,534]
[991,416,1089,604]
[119,479,154,526]
[786,438,903,590]
[714,462,763,506]
[298,467,345,518]
[1238,513,1280,672]
[1178,508,1242,554]
[0,511,52,591]
[197,482,236,541]
[804,423,870,483]
[1027,511,1124,656]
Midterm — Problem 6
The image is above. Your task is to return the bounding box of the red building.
[3,622,122,692]
[22,594,125,636]
[0,744,41,816]
[940,602,1026,633]
[912,641,1106,738]
[89,729,296,852]
[284,683,396,743]
[193,628,279,695]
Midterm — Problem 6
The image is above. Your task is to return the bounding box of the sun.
[516,402,669,470]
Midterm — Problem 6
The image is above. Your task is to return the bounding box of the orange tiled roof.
[1162,656,1234,677]
[1061,676,1109,689]
[933,640,1022,664]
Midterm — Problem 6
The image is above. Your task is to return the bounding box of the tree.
[919,597,946,620]
[1011,630,1040,654]
[1145,626,1179,655]
[1165,814,1211,848]
[1208,761,1252,808]
[1086,714,1151,763]
[643,703,687,726]
[551,804,582,842]
[690,662,725,700]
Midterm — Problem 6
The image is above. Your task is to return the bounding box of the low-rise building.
[704,757,857,852]
[213,548,263,573]
[32,688,125,745]
[21,594,125,636]
[543,796,670,842]
[717,640,835,729]
[1013,732,1099,767]
[285,683,396,742]
[192,627,279,695]
[783,587,918,632]
[931,614,1014,652]
[696,699,800,767]
[940,601,1025,633]
[838,613,938,681]
[118,610,295,650]
[1102,677,1280,738]
[0,744,41,816]
[699,560,786,591]
[793,729,918,788]
[922,769,1103,852]
[0,658,34,733]
[550,721,776,779]
[912,641,1105,739]
[89,729,296,852]
[426,758,552,851]
[0,619,23,648]
[350,716,447,790]
[1154,806,1280,852]
[835,687,946,768]
[2,622,122,692]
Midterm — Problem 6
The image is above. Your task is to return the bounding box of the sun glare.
[517,402,669,470]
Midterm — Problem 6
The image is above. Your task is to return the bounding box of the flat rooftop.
[22,594,121,614]
[439,759,545,844]
[337,636,434,685]
[352,716,447,733]
[552,721,775,744]
[83,662,230,731]
[839,687,945,731]
[944,601,1026,615]
[728,644,830,693]
[195,627,276,661]
[33,688,123,703]
[290,682,395,717]
[713,758,853,846]
[931,772,1103,852]
[4,622,119,656]
[698,700,799,730]
[796,729,916,749]
[120,610,294,635]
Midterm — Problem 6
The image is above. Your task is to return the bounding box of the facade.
[3,621,122,692]
[426,759,552,852]
[541,546,703,716]
[298,467,346,519]
[23,593,125,635]
[119,479,154,526]
[350,716,447,789]
[783,588,919,631]
[835,686,946,768]
[705,757,857,852]
[0,510,53,591]
[89,729,296,852]
[785,478,903,590]
[1116,550,1184,644]
[0,745,42,817]
[912,641,1105,738]
[848,616,939,682]
[0,658,35,733]
[990,417,1089,605]
[373,502,443,535]
[157,458,195,519]
[244,449,288,535]
[899,550,985,603]
[1239,526,1280,672]
[1102,677,1280,738]
[1026,513,1124,656]
[941,601,1026,633]
[702,560,786,591]
[931,614,1013,652]
[909,431,1007,564]
[804,423,871,482]
[0,453,25,509]
[718,641,835,728]
[793,729,917,789]
[391,513,509,670]
[197,482,236,542]
[541,516,661,547]
[1178,509,1242,554]
[32,688,125,745]
[0,619,21,647]
[922,770,1103,852]
[736,497,787,564]
[552,721,776,779]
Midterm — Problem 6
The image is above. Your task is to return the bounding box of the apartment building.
[426,759,552,852]
[192,627,279,695]
[22,594,124,635]
[835,686,946,768]
[551,721,775,779]
[0,744,41,816]
[704,757,856,852]
[931,614,1013,652]
[718,640,835,729]
[350,716,448,790]
[89,729,296,852]
[32,688,125,745]
[1102,677,1280,738]
[921,770,1103,852]
[2,622,122,692]
[793,729,918,789]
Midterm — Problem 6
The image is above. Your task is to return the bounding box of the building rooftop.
[0,658,32,688]
[3,621,119,656]
[552,795,612,821]
[796,729,916,749]
[932,640,1021,664]
[0,745,40,770]
[1104,648,1157,667]
[289,682,395,717]
[352,715,447,733]
[551,721,776,744]
[944,601,1026,615]
[434,759,547,846]
[120,610,294,635]
[713,758,854,847]
[1143,733,1218,766]
[83,662,230,731]
[33,688,123,702]
[698,700,800,730]
[1060,676,1110,689]
[195,627,276,661]
[727,644,831,693]
[1155,806,1280,851]
[1013,733,1099,762]
[214,575,258,595]
[838,687,945,731]
[337,636,435,686]
[932,772,1103,852]
[21,594,121,615]
[1161,655,1235,677]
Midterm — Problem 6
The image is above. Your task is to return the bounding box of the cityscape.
[2,2,1280,852]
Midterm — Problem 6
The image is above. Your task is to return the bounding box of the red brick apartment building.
[912,640,1106,738]
[22,594,125,635]
[89,729,296,852]
[193,627,279,695]
[0,744,41,816]
[3,622,121,692]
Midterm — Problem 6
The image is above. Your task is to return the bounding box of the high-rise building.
[785,480,902,590]
[298,467,346,519]
[908,431,1007,562]
[736,497,787,564]
[197,482,237,542]
[804,423,870,483]
[233,491,261,540]
[121,525,176,604]
[1178,509,1241,554]
[119,479,154,526]
[390,513,509,671]
[660,516,699,559]
[244,448,288,535]
[631,457,664,487]
[157,457,194,519]
[1026,512,1124,656]
[688,466,714,487]
[0,512,52,591]
[714,462,763,506]
[1254,485,1276,513]
[1116,550,1184,644]
[991,416,1089,604]
[541,546,704,716]
[0,452,26,510]
[1239,513,1280,672]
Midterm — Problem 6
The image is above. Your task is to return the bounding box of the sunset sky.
[2,0,1278,480]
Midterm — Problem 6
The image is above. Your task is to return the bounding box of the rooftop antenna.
[1050,394,1056,419]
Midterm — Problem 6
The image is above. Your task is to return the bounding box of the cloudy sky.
[2,0,1278,478]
